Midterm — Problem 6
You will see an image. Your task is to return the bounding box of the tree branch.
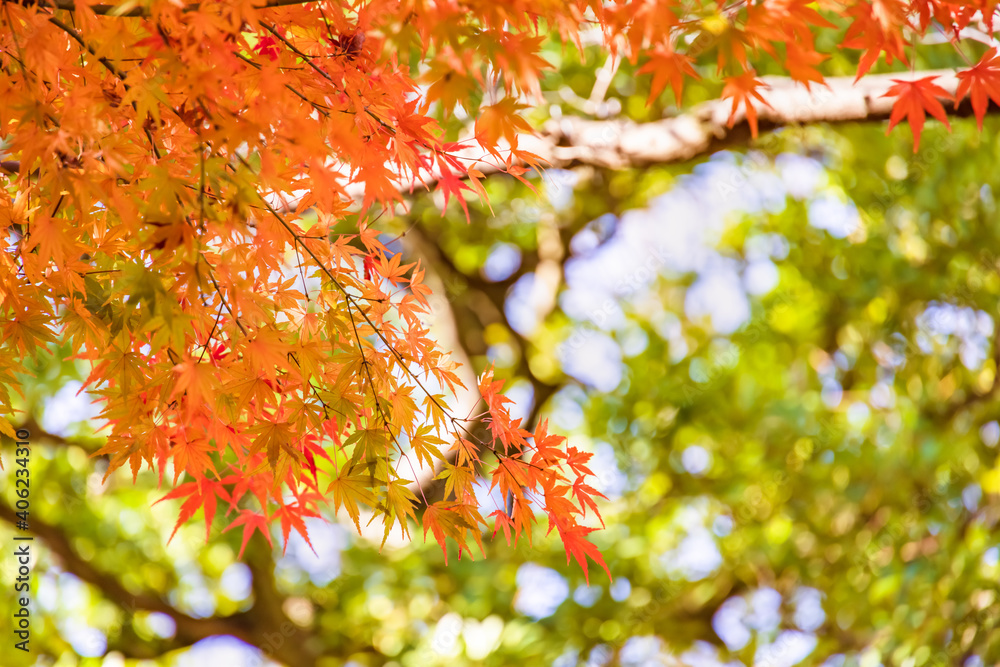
[403,220,562,504]
[1,417,105,454]
[432,69,975,179]
[0,499,258,648]
[0,483,333,664]
[335,69,985,202]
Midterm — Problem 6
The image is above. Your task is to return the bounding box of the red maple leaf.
[956,48,1000,130]
[255,35,280,61]
[548,514,611,584]
[224,509,273,559]
[882,76,952,151]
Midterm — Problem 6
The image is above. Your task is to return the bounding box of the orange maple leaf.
[785,43,829,90]
[422,501,475,564]
[882,76,952,151]
[475,98,533,162]
[721,70,773,138]
[638,45,698,105]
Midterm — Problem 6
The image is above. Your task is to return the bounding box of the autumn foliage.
[0,0,997,579]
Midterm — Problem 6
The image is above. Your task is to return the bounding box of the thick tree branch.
[0,483,335,664]
[342,70,984,202]
[0,500,258,648]
[243,535,320,665]
[404,220,562,504]
[514,69,972,171]
[2,417,105,452]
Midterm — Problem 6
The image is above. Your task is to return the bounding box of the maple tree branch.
[259,22,398,137]
[401,223,562,504]
[335,68,985,202]
[514,69,970,171]
[230,152,546,508]
[232,50,335,118]
[203,258,249,337]
[0,500,259,647]
[236,154,468,438]
[405,219,561,404]
[42,11,172,160]
[0,496,333,663]
[1,417,108,455]
[46,15,131,82]
[241,536,319,666]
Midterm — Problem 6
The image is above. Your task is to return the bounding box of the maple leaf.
[785,44,829,90]
[422,501,475,564]
[169,433,218,482]
[492,33,552,97]
[465,165,493,215]
[638,46,698,105]
[171,359,219,416]
[530,419,567,467]
[956,48,1000,130]
[721,70,772,138]
[843,0,909,79]
[489,457,531,501]
[422,58,479,116]
[380,478,418,547]
[475,98,533,162]
[302,439,333,485]
[345,427,390,468]
[436,461,476,501]
[548,515,611,584]
[248,420,294,471]
[224,509,274,559]
[242,329,293,384]
[374,251,414,286]
[22,215,82,269]
[153,481,202,545]
[2,308,57,356]
[409,425,446,470]
[565,446,596,478]
[154,478,230,544]
[0,418,14,441]
[572,478,607,528]
[276,503,319,555]
[489,508,515,546]
[882,76,952,151]
[254,35,280,62]
[435,160,475,223]
[327,466,377,533]
[92,434,150,483]
[451,437,482,466]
